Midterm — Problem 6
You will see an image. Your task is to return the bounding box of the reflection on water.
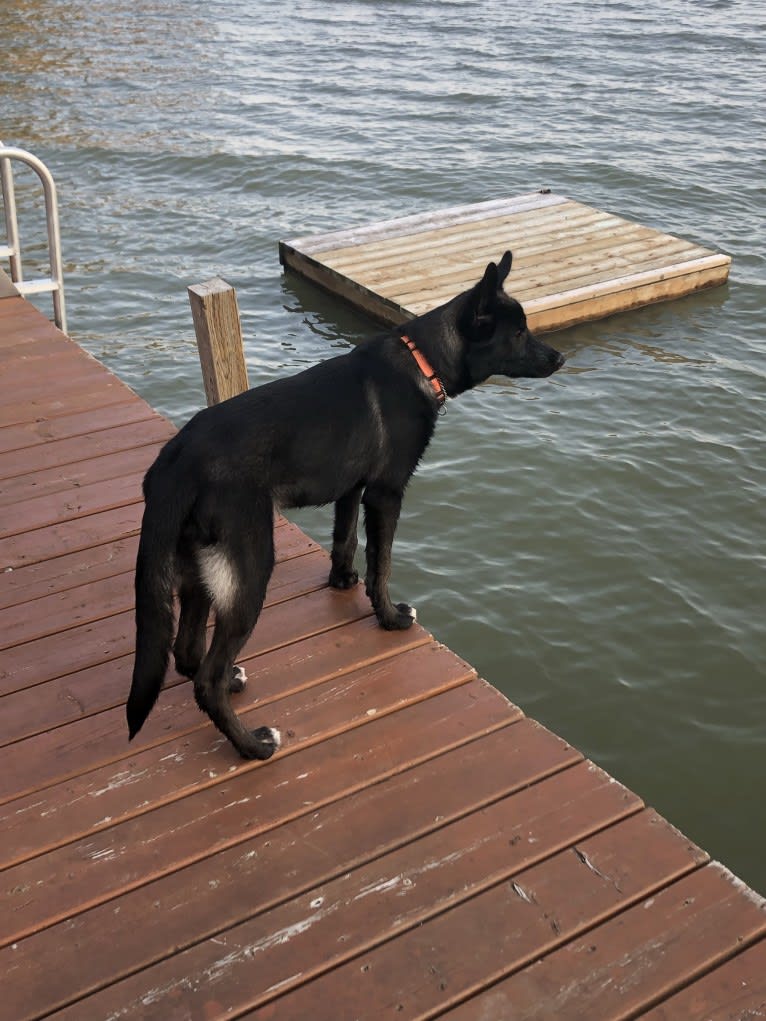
[2,0,765,892]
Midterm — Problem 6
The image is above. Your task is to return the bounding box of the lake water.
[2,0,764,891]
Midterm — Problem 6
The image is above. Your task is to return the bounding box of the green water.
[2,0,764,891]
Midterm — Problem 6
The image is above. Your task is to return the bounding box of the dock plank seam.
[1,686,517,949]
[0,528,325,653]
[2,720,572,1020]
[246,815,707,1021]
[1,663,481,874]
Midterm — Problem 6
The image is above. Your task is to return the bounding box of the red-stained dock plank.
[437,864,766,1021]
[1,293,762,1021]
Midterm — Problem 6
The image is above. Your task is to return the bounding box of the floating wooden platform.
[279,192,731,332]
[2,292,764,1021]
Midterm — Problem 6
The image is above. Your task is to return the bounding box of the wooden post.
[187,277,249,406]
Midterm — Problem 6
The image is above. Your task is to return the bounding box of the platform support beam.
[188,277,249,406]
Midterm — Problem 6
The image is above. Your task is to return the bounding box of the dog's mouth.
[534,351,566,377]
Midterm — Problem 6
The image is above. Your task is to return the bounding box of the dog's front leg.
[362,484,416,630]
[329,484,363,589]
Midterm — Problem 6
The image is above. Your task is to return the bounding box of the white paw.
[233,665,247,685]
[267,727,281,750]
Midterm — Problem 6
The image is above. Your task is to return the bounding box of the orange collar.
[400,334,447,407]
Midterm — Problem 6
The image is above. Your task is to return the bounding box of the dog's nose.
[553,351,566,370]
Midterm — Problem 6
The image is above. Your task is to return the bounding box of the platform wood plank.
[279,192,731,332]
[1,294,761,1021]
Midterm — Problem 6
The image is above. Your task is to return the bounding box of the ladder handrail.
[0,144,67,333]
[0,148,22,282]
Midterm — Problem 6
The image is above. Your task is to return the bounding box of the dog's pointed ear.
[498,250,512,285]
[462,260,500,340]
[476,259,499,318]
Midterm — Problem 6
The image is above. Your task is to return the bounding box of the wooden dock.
[1,286,764,1020]
[279,192,731,332]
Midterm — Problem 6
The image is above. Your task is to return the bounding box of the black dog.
[127,251,564,760]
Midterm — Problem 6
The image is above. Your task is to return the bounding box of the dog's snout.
[553,351,566,370]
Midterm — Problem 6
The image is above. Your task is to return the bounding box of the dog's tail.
[126,454,196,741]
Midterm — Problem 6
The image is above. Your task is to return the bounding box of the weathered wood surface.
[1,295,762,1021]
[0,265,19,298]
[188,276,250,405]
[279,192,731,332]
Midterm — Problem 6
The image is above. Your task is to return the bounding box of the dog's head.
[460,251,565,384]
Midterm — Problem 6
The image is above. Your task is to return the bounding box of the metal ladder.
[0,142,67,333]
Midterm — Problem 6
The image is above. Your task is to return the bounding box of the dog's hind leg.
[329,483,363,589]
[173,553,211,681]
[362,484,416,630]
[193,501,280,760]
[174,534,247,692]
